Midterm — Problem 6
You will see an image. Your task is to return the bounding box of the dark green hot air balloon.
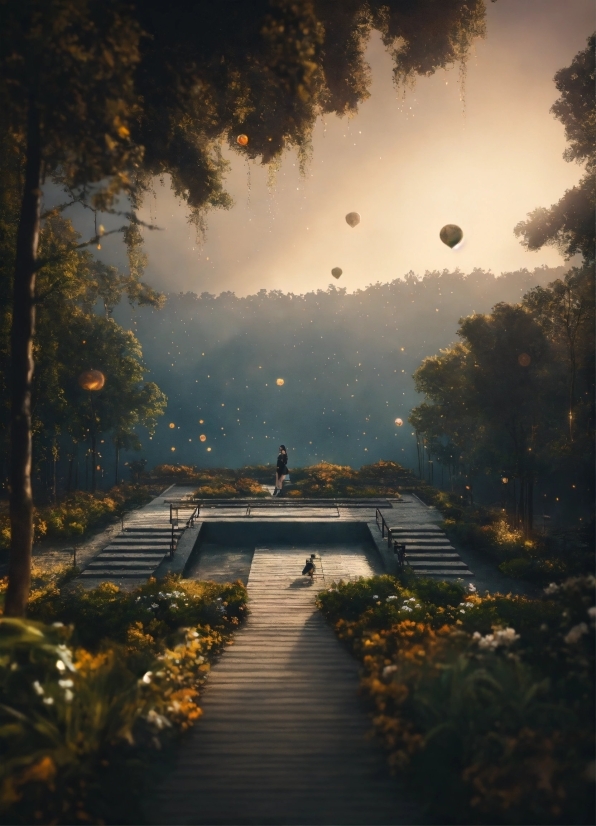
[331,267,343,279]
[440,224,463,248]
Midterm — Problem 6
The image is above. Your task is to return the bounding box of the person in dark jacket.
[273,445,288,496]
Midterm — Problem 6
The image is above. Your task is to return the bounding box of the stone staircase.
[80,523,184,580]
[390,525,473,579]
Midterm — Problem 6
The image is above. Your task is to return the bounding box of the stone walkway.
[151,543,420,825]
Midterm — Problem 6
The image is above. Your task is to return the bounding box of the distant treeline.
[116,266,564,479]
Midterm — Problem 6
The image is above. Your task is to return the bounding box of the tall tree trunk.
[114,440,120,487]
[5,102,42,617]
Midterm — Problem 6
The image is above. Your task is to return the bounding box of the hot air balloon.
[345,212,360,228]
[237,134,249,146]
[169,423,176,429]
[276,378,285,386]
[440,224,463,248]
[78,370,105,391]
[395,418,403,427]
[331,267,342,279]
[200,434,207,442]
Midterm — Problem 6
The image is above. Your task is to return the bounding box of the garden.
[0,567,247,824]
[317,573,595,824]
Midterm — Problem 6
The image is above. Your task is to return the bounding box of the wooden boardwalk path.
[152,543,420,825]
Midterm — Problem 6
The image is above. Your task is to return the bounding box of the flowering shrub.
[0,574,247,824]
[317,575,595,824]
[0,484,156,551]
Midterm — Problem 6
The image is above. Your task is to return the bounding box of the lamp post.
[78,370,105,493]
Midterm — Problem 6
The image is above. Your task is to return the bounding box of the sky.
[79,0,594,297]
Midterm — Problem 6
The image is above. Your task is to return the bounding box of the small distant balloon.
[169,423,176,429]
[331,267,342,279]
[78,370,105,391]
[171,447,176,452]
[207,447,212,452]
[199,434,207,442]
[518,353,531,366]
[345,212,360,228]
[276,378,285,386]
[395,418,404,427]
[236,134,249,146]
[440,224,463,248]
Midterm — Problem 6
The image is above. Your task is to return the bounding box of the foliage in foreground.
[0,573,247,824]
[318,575,595,825]
[0,485,158,552]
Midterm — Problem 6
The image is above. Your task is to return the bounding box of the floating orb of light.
[502,477,509,484]
[78,370,105,391]
[169,422,176,429]
[345,212,360,228]
[395,418,403,427]
[331,267,342,279]
[200,434,207,442]
[199,419,204,424]
[439,224,463,248]
[171,447,176,451]
[276,378,285,386]
[207,447,212,452]
[518,353,531,366]
[237,134,249,146]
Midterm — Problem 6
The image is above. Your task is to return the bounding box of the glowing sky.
[89,0,592,297]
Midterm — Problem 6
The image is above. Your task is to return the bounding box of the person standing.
[274,445,288,496]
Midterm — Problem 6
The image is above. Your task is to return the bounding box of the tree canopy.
[514,34,595,262]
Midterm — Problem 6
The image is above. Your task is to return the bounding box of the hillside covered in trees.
[117,265,562,472]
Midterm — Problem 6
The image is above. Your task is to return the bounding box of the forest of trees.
[113,265,561,471]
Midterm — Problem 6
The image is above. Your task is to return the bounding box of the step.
[406,552,461,559]
[407,559,469,568]
[85,560,163,570]
[414,569,473,577]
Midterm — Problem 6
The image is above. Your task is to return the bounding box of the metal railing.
[375,508,408,569]
[168,504,200,558]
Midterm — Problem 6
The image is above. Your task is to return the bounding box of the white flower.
[474,627,519,650]
[564,623,588,644]
[141,671,153,684]
[460,610,466,614]
[170,603,178,610]
[64,689,74,703]
[495,627,520,645]
[58,679,74,689]
[151,603,159,609]
[402,606,413,613]
[544,582,559,595]
[43,697,54,705]
[51,622,64,628]
[146,709,171,730]
[386,595,398,601]
[372,595,379,600]
[414,604,421,609]
[56,660,66,672]
[382,665,398,678]
[587,606,596,620]
[32,680,44,696]
[467,583,477,593]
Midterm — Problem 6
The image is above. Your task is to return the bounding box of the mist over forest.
[117,265,564,474]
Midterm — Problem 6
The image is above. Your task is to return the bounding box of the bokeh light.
[169,422,176,428]
[276,378,285,386]
[200,434,207,442]
[236,134,249,146]
[518,353,531,366]
[78,370,105,391]
[395,418,403,426]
